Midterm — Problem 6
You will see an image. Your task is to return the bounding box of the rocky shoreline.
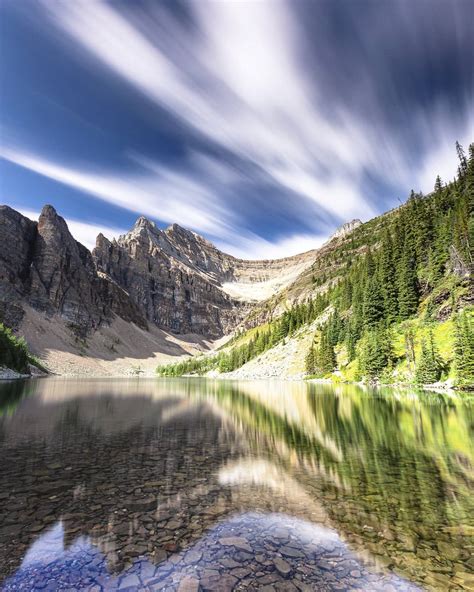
[0,362,465,395]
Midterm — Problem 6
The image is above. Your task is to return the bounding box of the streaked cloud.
[0,144,229,236]
[0,0,472,258]
[38,0,379,221]
[216,233,326,261]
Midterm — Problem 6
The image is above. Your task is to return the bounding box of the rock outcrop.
[327,219,362,242]
[0,206,37,327]
[0,204,319,340]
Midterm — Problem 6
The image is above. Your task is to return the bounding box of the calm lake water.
[0,378,472,591]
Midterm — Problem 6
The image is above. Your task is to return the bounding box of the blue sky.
[0,0,472,257]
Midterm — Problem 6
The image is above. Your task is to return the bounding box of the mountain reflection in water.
[0,378,472,591]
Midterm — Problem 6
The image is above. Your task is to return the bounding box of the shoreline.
[3,366,470,396]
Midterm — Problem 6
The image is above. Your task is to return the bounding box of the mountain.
[92,215,317,336]
[0,204,147,336]
[0,203,321,374]
[157,143,474,388]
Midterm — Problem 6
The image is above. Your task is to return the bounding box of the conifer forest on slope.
[157,142,474,389]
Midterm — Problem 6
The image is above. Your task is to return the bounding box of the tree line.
[158,142,473,387]
[157,293,329,376]
[306,142,473,387]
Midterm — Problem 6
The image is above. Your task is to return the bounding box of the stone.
[184,549,202,564]
[274,557,292,577]
[437,540,461,561]
[231,567,252,579]
[128,496,156,512]
[119,574,141,589]
[177,575,200,592]
[218,536,252,552]
[280,546,305,559]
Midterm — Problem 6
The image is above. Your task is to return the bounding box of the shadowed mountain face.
[0,379,472,590]
[0,205,147,336]
[0,205,317,339]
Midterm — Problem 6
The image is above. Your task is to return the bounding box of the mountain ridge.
[0,203,328,347]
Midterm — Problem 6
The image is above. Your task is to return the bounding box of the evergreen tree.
[429,214,452,282]
[397,234,419,320]
[454,312,474,388]
[305,344,316,374]
[359,326,393,380]
[456,141,468,179]
[404,326,416,374]
[345,324,357,362]
[315,326,336,375]
[415,330,442,384]
[363,274,385,328]
[379,229,398,323]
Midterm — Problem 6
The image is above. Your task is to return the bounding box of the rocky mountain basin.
[0,204,324,374]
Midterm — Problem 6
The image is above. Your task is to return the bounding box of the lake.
[0,378,472,591]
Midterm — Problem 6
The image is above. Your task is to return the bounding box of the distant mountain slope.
[158,142,474,388]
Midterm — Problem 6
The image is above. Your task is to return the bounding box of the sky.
[0,0,472,258]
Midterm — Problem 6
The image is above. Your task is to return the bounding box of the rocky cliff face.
[0,204,319,340]
[0,205,146,336]
[0,206,37,327]
[92,217,245,337]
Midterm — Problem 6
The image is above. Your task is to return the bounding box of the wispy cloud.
[216,232,326,261]
[1,0,472,258]
[0,144,230,236]
[41,0,472,202]
[39,0,380,221]
[4,144,331,257]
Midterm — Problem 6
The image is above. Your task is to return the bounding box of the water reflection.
[0,378,472,591]
[3,514,421,592]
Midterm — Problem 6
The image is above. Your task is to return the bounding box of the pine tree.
[345,323,357,362]
[315,326,336,375]
[415,330,442,384]
[359,326,393,380]
[397,233,419,320]
[363,274,385,328]
[454,312,474,388]
[305,344,316,375]
[456,141,468,179]
[379,229,398,323]
[430,213,452,282]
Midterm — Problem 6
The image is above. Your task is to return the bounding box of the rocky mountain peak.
[95,233,112,250]
[39,204,59,219]
[165,223,217,255]
[134,215,156,231]
[37,204,73,241]
[0,204,321,341]
[166,222,199,242]
[329,219,362,242]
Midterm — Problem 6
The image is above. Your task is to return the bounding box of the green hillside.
[157,142,474,389]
